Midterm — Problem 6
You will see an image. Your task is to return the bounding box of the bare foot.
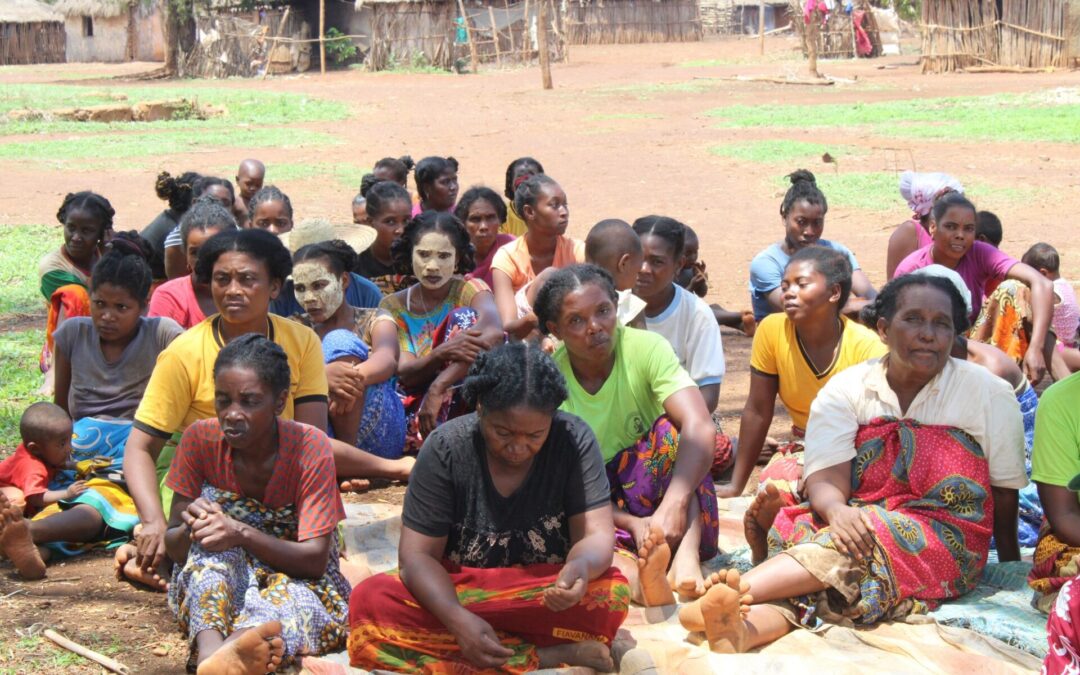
[667,548,705,599]
[393,455,416,483]
[741,311,756,338]
[339,479,371,494]
[0,497,45,580]
[114,543,167,591]
[679,570,753,631]
[537,641,614,671]
[197,621,284,675]
[745,483,784,565]
[637,524,675,606]
[698,570,753,653]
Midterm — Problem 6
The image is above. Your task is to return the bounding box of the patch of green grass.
[706,91,1080,143]
[585,113,662,122]
[710,140,861,164]
[0,224,56,315]
[263,162,368,190]
[0,329,46,451]
[597,80,720,99]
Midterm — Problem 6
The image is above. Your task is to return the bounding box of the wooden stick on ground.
[44,629,130,674]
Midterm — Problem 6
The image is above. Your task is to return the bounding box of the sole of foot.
[538,641,614,671]
[700,570,752,654]
[114,543,167,591]
[0,498,45,580]
[197,621,285,675]
[637,523,675,607]
[745,482,785,565]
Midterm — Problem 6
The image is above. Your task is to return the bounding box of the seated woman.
[491,175,585,338]
[718,248,887,564]
[141,171,200,282]
[502,156,544,237]
[379,211,503,450]
[123,229,411,584]
[162,176,239,280]
[886,171,964,279]
[290,237,407,461]
[354,181,413,296]
[535,264,718,602]
[0,237,184,581]
[678,274,1026,653]
[457,186,514,289]
[39,191,114,384]
[749,170,876,323]
[894,192,1054,385]
[149,197,238,329]
[412,156,459,216]
[348,343,629,672]
[165,335,350,674]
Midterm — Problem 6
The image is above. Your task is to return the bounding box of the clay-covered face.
[293,260,344,322]
[412,231,456,290]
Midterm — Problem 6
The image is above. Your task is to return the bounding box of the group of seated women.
[6,154,1077,673]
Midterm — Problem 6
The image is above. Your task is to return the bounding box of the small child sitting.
[676,225,756,336]
[1023,243,1080,377]
[976,210,1003,247]
[584,218,646,327]
[0,402,84,517]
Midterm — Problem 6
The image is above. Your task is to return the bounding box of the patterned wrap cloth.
[1043,577,1080,673]
[969,279,1033,364]
[767,418,993,627]
[347,563,630,673]
[168,485,351,664]
[40,284,90,372]
[1028,527,1080,613]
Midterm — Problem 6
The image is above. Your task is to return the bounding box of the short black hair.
[214,333,291,397]
[195,228,293,286]
[1022,242,1060,274]
[155,171,201,214]
[294,239,358,277]
[976,210,1003,247]
[534,264,618,335]
[780,169,827,218]
[585,219,641,265]
[20,401,70,446]
[513,174,559,218]
[455,186,507,224]
[365,180,412,218]
[504,156,545,201]
[374,155,414,186]
[391,211,475,275]
[461,342,568,413]
[180,196,238,250]
[931,191,977,227]
[247,185,293,222]
[414,156,459,203]
[786,245,853,312]
[632,215,686,261]
[193,175,236,204]
[56,191,114,239]
[861,274,970,334]
[92,231,154,304]
[683,225,699,247]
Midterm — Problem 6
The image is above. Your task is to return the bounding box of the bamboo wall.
[368,2,457,70]
[0,20,65,65]
[563,0,702,45]
[921,0,1069,72]
[999,0,1069,67]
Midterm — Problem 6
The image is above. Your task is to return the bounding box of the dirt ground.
[2,35,1080,672]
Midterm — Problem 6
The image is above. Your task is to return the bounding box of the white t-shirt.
[643,285,725,387]
[804,356,1026,489]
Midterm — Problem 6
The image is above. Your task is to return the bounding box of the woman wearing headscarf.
[886,171,964,279]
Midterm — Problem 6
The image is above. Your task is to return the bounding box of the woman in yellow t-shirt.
[718,247,885,560]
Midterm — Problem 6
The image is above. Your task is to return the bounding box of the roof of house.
[0,0,65,23]
[52,0,133,18]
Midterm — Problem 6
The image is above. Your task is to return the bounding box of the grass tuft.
[0,329,46,452]
[0,224,56,315]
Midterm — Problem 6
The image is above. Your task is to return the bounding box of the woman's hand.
[326,361,366,414]
[715,483,742,500]
[432,330,487,365]
[183,498,243,552]
[824,504,876,561]
[1023,346,1047,386]
[543,559,589,612]
[651,493,690,548]
[418,388,450,437]
[135,519,168,572]
[449,610,515,669]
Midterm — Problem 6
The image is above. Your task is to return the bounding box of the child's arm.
[27,481,88,510]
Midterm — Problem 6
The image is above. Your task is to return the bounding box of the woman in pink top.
[411,156,458,216]
[490,175,585,339]
[885,171,963,279]
[456,186,514,289]
[893,192,1054,385]
[148,198,237,329]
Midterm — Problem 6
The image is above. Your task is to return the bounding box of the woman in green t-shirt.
[535,264,717,606]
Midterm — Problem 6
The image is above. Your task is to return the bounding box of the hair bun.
[399,155,415,171]
[106,231,152,261]
[787,169,817,186]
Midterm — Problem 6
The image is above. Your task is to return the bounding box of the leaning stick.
[44,629,130,674]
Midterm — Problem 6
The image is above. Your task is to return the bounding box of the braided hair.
[780,169,827,218]
[91,231,154,304]
[247,185,293,222]
[214,334,292,397]
[860,274,970,334]
[632,215,686,260]
[56,191,114,239]
[931,191,976,227]
[374,155,414,187]
[294,239,358,277]
[155,171,201,215]
[365,180,412,219]
[785,246,853,312]
[504,157,544,201]
[195,228,293,286]
[180,196,238,250]
[391,211,475,276]
[513,174,559,219]
[455,186,507,224]
[534,264,618,335]
[461,342,568,413]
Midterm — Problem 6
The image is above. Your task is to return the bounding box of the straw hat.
[280,218,377,255]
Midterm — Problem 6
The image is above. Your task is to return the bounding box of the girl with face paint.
[379,212,504,450]
[292,241,407,460]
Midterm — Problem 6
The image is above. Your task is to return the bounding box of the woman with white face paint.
[292,238,408,462]
[379,212,504,451]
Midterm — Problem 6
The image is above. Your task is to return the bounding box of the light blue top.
[748,240,860,321]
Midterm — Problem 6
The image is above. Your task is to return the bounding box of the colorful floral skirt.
[606,415,719,561]
[40,283,90,372]
[168,485,351,663]
[1028,526,1080,613]
[969,279,1032,364]
[768,418,993,626]
[347,563,629,673]
[1043,577,1080,673]
[756,427,806,507]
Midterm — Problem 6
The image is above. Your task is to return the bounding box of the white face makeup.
[412,231,457,290]
[292,261,344,320]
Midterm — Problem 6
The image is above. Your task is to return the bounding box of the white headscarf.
[899,171,964,218]
[909,264,972,317]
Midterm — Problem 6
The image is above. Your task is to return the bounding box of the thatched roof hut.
[52,0,163,62]
[922,0,1071,72]
[0,0,66,64]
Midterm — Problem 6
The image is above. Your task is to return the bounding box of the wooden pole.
[807,7,821,78]
[456,0,480,73]
[260,6,291,80]
[319,0,326,75]
[521,0,530,60]
[489,5,501,66]
[505,0,516,54]
[44,630,130,674]
[759,0,765,55]
[538,0,552,88]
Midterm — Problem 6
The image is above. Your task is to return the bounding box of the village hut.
[53,0,164,62]
[921,0,1072,72]
[0,0,65,65]
[562,0,702,44]
[790,0,882,59]
[700,0,790,36]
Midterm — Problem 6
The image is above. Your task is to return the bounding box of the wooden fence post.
[759,0,765,55]
[456,0,480,73]
[319,0,326,75]
[488,5,501,66]
[538,0,552,88]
